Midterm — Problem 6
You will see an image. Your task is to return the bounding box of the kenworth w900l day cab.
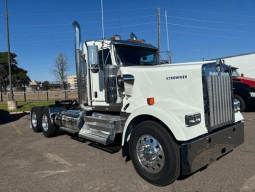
[30,21,244,186]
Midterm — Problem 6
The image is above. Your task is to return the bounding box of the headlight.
[250,92,255,97]
[185,113,201,126]
[234,98,240,112]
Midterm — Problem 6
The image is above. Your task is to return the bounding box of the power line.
[0,14,157,29]
[3,29,157,44]
[0,31,73,37]
[104,14,157,22]
[166,15,255,28]
[0,21,157,37]
[0,7,156,17]
[10,38,74,44]
[165,30,255,41]
[163,22,255,34]
[105,22,157,29]
[166,7,255,18]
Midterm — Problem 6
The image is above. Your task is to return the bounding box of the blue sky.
[1,0,255,82]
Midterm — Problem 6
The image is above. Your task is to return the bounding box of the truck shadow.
[60,131,122,154]
[177,166,208,181]
[243,107,255,113]
[0,111,28,125]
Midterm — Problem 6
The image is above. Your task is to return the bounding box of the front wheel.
[129,121,180,186]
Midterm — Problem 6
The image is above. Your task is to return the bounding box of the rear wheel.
[30,107,42,133]
[234,95,246,112]
[129,121,180,186]
[41,108,59,138]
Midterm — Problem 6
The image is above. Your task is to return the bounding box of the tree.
[51,52,70,89]
[42,81,50,91]
[13,69,31,92]
[0,64,7,94]
[0,52,31,92]
[0,52,18,92]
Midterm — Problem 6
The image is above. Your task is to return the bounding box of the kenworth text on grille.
[30,21,244,186]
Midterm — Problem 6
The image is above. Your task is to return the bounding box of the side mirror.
[88,45,99,73]
[241,73,244,77]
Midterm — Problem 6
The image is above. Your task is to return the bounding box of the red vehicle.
[232,68,255,88]
[232,67,255,111]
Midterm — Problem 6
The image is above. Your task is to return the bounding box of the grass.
[0,101,55,113]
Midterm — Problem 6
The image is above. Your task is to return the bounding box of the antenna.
[165,10,171,63]
[101,0,105,39]
[158,7,160,61]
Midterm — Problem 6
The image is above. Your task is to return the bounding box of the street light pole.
[5,0,13,101]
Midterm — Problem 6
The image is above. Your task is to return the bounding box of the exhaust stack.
[72,21,92,111]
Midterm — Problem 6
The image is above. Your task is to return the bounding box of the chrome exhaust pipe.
[73,21,81,50]
[72,21,92,111]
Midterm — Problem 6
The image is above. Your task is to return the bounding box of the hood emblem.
[166,75,188,80]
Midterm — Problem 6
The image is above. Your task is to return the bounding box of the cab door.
[90,48,112,104]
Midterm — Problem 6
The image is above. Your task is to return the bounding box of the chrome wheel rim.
[235,97,242,107]
[42,114,48,132]
[31,112,37,128]
[136,134,165,173]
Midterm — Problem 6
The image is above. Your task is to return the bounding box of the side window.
[98,49,112,69]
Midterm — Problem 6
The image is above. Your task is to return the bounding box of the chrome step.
[79,132,114,145]
[85,122,112,133]
[78,123,114,145]
[78,113,126,145]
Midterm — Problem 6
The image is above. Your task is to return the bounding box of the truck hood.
[120,63,207,140]
[120,62,242,141]
[120,63,204,113]
[233,76,255,88]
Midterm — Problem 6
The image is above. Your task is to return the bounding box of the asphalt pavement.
[0,111,255,192]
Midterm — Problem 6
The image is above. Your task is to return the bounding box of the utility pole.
[5,0,17,110]
[158,7,161,61]
[5,0,13,101]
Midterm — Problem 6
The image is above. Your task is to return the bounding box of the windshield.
[115,44,158,66]
[231,69,240,77]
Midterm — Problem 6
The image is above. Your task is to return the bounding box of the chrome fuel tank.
[55,110,87,132]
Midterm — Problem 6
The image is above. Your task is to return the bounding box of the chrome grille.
[206,73,233,129]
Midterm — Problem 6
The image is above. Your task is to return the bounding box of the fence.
[0,90,78,102]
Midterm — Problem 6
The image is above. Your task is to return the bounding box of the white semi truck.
[30,21,244,186]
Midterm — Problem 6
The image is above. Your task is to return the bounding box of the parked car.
[232,67,255,111]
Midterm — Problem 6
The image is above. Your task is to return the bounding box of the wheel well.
[234,94,246,104]
[234,93,243,98]
[124,115,179,145]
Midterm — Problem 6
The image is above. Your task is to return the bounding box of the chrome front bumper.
[181,121,244,175]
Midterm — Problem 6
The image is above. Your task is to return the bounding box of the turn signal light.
[147,98,154,105]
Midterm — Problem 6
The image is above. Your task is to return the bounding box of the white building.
[209,52,255,78]
[67,75,77,89]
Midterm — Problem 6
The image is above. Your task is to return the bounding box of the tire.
[234,95,246,112]
[41,107,59,138]
[30,107,42,133]
[129,121,180,186]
